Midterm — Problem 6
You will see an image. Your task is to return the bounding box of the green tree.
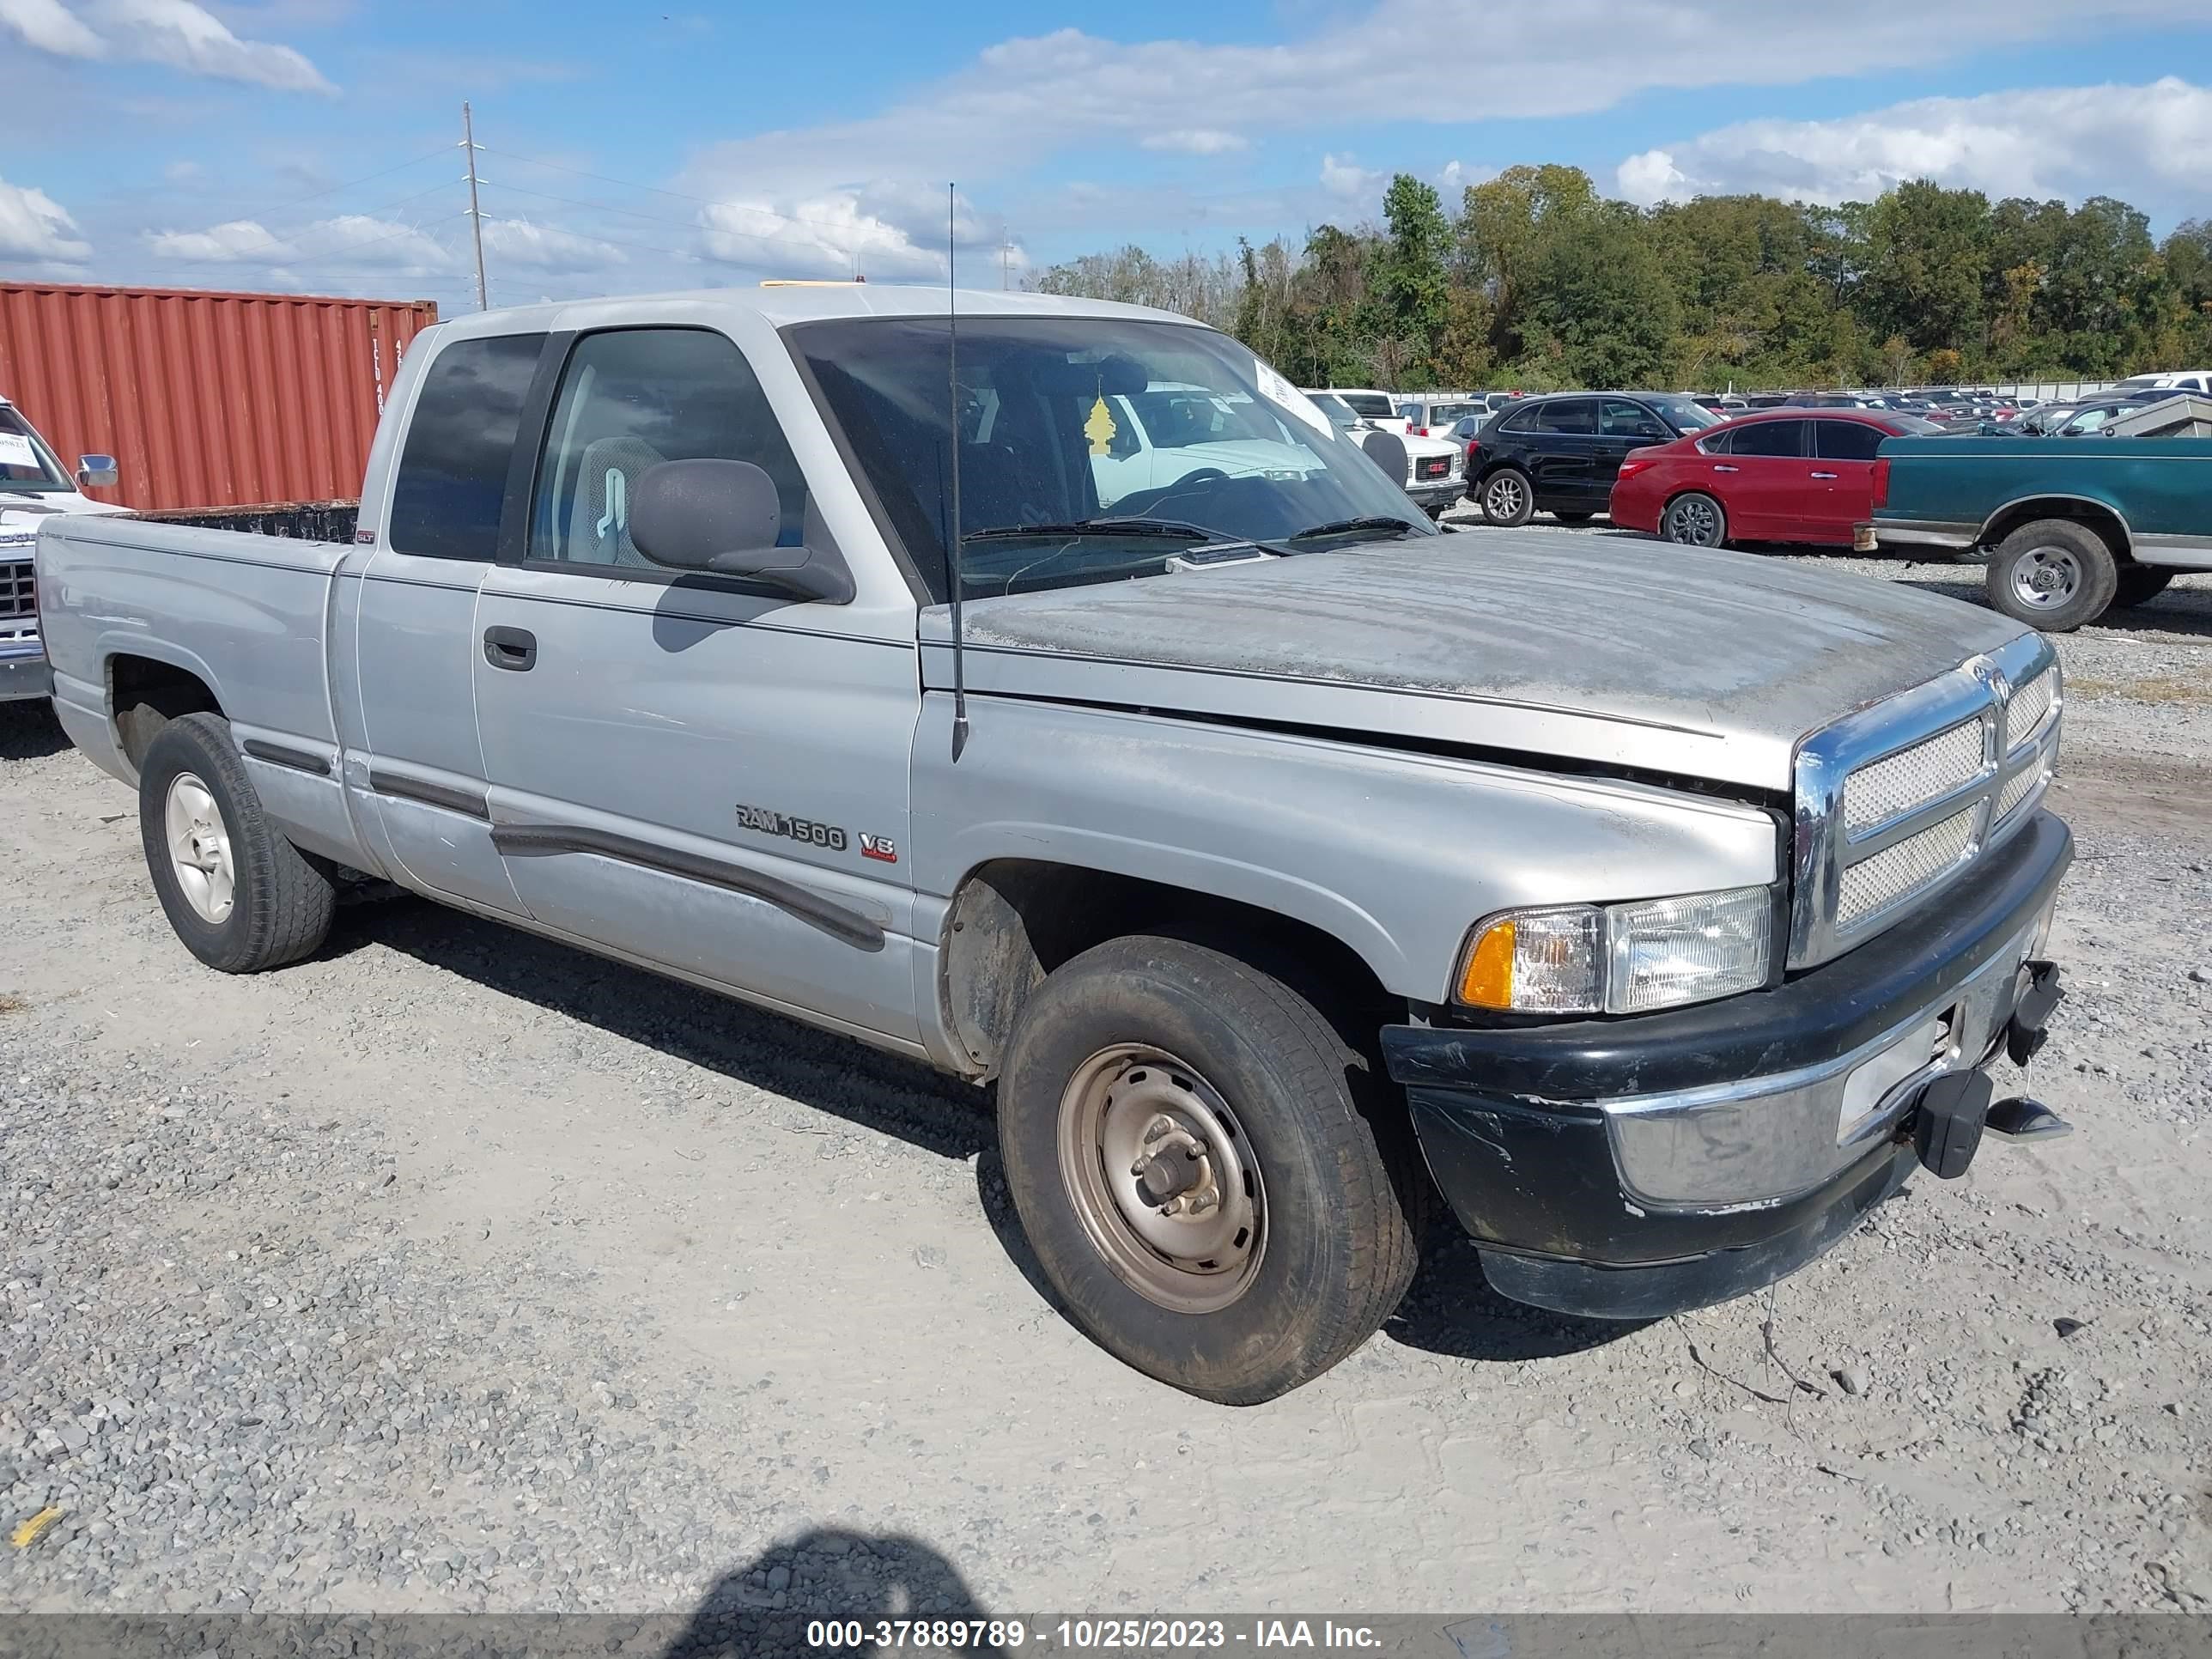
[1862,180,1990,350]
[1524,205,1679,386]
[1374,173,1452,378]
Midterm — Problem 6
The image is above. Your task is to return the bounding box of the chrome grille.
[1996,754,2047,822]
[2006,667,2056,748]
[0,560,32,621]
[1843,719,1985,833]
[1791,633,2057,969]
[1838,806,1979,928]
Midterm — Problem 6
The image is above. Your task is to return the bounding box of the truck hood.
[2,495,130,547]
[919,529,2027,791]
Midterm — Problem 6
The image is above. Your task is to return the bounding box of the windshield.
[1886,414,1947,434]
[1306,393,1362,431]
[0,408,70,493]
[1647,396,1721,431]
[793,316,1430,601]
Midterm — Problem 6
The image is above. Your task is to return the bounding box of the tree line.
[1029,165,2212,392]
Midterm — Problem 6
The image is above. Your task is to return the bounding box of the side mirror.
[1359,429,1407,480]
[76,454,118,489]
[629,459,854,604]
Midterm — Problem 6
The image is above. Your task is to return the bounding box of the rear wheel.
[1479,468,1534,526]
[998,936,1419,1403]
[2111,567,2174,609]
[1986,519,2118,632]
[1661,492,1728,547]
[137,712,334,972]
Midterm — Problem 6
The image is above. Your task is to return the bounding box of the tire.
[137,711,335,972]
[1478,468,1534,526]
[2111,567,2173,609]
[1661,491,1728,547]
[997,935,1419,1404]
[1552,510,1595,525]
[1985,519,2118,632]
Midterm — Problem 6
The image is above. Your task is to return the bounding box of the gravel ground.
[3,531,2209,1623]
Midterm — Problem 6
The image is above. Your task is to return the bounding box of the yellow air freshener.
[1085,395,1118,456]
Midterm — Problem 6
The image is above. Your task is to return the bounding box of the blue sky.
[2,0,2209,314]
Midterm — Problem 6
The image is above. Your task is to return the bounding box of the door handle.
[1811,470,1838,479]
[483,626,537,672]
[1712,464,1740,473]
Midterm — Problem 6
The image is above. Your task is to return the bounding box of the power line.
[145,147,457,252]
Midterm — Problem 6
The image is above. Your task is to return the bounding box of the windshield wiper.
[962,517,1234,544]
[1285,515,1419,543]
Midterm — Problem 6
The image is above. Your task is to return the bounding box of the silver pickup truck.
[37,286,2075,1402]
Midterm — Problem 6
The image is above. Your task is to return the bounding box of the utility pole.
[462,101,489,312]
[1000,241,1011,290]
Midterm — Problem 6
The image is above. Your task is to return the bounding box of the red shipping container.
[0,280,439,515]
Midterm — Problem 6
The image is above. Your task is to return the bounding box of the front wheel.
[138,712,335,972]
[998,936,1419,1403]
[1986,519,2118,632]
[1478,468,1534,526]
[1661,492,1728,547]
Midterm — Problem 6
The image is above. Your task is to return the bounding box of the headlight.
[1455,885,1774,1015]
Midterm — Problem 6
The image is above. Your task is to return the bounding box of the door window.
[1814,421,1885,461]
[1600,399,1668,441]
[386,333,548,560]
[1726,420,1808,458]
[1535,398,1597,434]
[528,328,809,568]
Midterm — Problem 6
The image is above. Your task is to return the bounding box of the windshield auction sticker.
[1253,362,1334,437]
[0,433,40,468]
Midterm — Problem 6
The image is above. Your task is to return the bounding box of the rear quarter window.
[386,333,548,561]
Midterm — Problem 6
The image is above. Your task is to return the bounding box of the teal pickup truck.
[1863,435,2211,630]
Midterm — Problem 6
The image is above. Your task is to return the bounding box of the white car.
[1304,389,1464,518]
[2112,369,2212,396]
[2,395,127,701]
[1088,384,1325,510]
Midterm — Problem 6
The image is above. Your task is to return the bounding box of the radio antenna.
[946,181,970,763]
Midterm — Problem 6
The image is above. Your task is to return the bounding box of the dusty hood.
[3,495,128,547]
[919,530,2028,791]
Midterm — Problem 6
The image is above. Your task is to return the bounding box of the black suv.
[1468,392,1721,526]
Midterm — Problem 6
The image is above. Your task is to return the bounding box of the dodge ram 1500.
[38,285,2075,1401]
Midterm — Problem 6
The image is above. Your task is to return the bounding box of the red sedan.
[1608,409,1945,548]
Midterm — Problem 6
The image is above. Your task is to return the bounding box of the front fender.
[910,695,1781,1005]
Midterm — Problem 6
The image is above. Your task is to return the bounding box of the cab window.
[527,327,809,568]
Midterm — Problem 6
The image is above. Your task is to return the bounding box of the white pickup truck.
[36,284,2075,1401]
[2,393,124,699]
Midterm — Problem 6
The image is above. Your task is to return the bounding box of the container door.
[470,325,922,1042]
[352,331,547,918]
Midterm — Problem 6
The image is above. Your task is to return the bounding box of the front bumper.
[1406,477,1462,511]
[0,647,51,702]
[1382,811,2073,1318]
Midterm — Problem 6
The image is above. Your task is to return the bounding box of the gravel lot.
[3,528,2209,1624]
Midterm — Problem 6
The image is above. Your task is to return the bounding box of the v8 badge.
[858,833,898,865]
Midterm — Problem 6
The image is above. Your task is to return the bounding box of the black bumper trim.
[1383,810,2071,1102]
[1476,1144,1915,1319]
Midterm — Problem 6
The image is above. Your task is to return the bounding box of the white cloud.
[676,0,2209,218]
[146,212,452,271]
[479,217,628,273]
[1615,76,2212,211]
[162,159,207,185]
[698,186,1005,282]
[0,0,104,54]
[1319,153,1382,199]
[0,174,92,263]
[3,0,331,88]
[1139,128,1249,155]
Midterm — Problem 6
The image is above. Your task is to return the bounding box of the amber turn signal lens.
[1457,918,1517,1009]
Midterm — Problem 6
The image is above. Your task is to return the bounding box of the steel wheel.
[1482,472,1527,523]
[1055,1043,1265,1315]
[1663,494,1724,546]
[2008,544,2083,613]
[162,771,235,924]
